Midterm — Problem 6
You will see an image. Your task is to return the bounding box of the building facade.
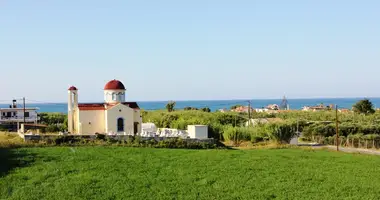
[67,80,142,135]
[0,100,39,124]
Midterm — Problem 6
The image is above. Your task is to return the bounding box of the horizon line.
[7,96,380,104]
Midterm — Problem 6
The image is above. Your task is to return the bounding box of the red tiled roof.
[78,103,105,111]
[121,102,140,109]
[104,80,126,90]
[68,86,78,91]
[78,102,140,111]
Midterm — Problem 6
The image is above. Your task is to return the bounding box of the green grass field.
[1,147,380,200]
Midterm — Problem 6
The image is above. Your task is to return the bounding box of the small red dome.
[104,79,126,90]
[68,86,78,91]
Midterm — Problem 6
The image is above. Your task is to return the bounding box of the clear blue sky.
[1,0,379,102]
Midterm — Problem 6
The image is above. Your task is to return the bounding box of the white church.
[67,80,142,135]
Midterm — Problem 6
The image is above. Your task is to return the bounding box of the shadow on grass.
[214,141,238,150]
[0,148,36,177]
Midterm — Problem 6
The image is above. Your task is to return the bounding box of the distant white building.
[187,125,208,139]
[0,100,39,124]
[254,108,269,113]
[142,123,157,133]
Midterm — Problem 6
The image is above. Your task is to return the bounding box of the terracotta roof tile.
[77,102,140,111]
[68,86,78,91]
[104,80,126,90]
[78,103,105,111]
[121,102,140,109]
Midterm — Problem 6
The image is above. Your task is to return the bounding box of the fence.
[311,136,380,149]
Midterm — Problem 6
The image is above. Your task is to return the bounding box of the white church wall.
[79,110,105,134]
[106,104,134,135]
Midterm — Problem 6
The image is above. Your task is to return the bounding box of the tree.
[352,99,375,115]
[230,105,243,110]
[201,107,211,112]
[184,107,198,111]
[166,101,176,112]
[184,107,192,111]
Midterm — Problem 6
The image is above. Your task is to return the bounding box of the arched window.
[112,93,117,101]
[117,118,124,132]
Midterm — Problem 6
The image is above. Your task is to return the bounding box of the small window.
[24,112,30,118]
[117,118,124,132]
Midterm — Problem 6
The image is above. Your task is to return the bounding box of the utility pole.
[336,105,339,151]
[23,97,26,124]
[248,100,251,127]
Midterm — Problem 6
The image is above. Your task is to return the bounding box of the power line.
[24,99,67,106]
[0,99,16,103]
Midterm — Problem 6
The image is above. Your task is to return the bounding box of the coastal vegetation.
[2,147,380,199]
[6,99,380,148]
[0,132,220,149]
[38,112,67,133]
[140,99,380,147]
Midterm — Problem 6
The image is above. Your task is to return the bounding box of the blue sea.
[1,98,380,113]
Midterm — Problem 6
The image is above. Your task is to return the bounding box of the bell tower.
[68,86,78,133]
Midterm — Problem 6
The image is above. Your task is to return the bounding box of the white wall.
[78,110,105,134]
[105,104,134,134]
[0,109,38,122]
[187,125,208,139]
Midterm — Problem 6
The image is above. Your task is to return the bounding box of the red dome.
[68,86,78,91]
[104,80,126,90]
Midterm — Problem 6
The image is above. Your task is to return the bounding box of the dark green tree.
[184,107,192,111]
[166,101,176,112]
[201,107,211,112]
[352,99,375,115]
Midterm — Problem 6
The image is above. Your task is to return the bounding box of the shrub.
[251,135,264,143]
[223,126,252,145]
[267,122,297,144]
[95,133,106,141]
[45,124,66,133]
[54,136,82,145]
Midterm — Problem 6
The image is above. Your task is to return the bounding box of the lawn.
[1,147,380,200]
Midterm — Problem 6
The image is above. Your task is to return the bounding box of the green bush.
[95,133,106,141]
[251,135,264,143]
[45,124,66,133]
[54,136,82,145]
[223,126,252,143]
[267,122,297,144]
